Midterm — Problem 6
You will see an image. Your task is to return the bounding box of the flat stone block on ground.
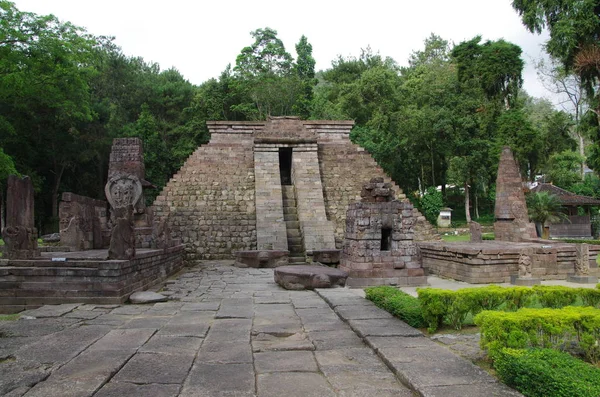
[254,351,318,373]
[129,291,168,304]
[182,363,255,397]
[419,382,522,397]
[95,381,180,397]
[567,274,599,284]
[113,352,194,384]
[274,265,348,290]
[510,275,541,286]
[139,335,203,355]
[257,372,336,397]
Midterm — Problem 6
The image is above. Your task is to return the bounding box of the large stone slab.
[274,265,348,290]
[129,291,168,304]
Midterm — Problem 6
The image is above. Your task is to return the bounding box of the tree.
[526,191,568,237]
[0,147,18,230]
[545,150,586,190]
[293,35,316,118]
[512,0,600,121]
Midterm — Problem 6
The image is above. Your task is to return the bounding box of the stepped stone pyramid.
[153,117,439,262]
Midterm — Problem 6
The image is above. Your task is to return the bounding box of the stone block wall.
[292,144,336,252]
[0,246,184,313]
[254,145,287,250]
[419,241,600,283]
[153,130,257,261]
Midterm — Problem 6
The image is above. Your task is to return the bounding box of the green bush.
[555,238,600,245]
[365,286,426,328]
[475,306,600,363]
[494,348,600,397]
[532,285,578,308]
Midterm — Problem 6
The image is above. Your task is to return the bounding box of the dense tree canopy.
[1,0,598,231]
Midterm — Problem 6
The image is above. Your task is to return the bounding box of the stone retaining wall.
[0,246,184,313]
[419,241,600,283]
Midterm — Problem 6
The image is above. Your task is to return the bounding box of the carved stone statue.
[152,215,174,250]
[104,175,143,212]
[575,243,590,276]
[518,249,533,278]
[108,205,135,260]
[1,175,40,259]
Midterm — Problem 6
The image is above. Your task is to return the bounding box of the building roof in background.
[530,183,600,206]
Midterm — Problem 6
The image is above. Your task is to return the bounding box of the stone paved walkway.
[0,262,520,397]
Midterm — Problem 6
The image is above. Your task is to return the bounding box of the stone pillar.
[494,146,537,242]
[470,222,482,243]
[1,175,40,259]
[105,175,142,260]
[568,243,598,283]
[254,146,288,251]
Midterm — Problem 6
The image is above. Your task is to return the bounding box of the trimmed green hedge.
[364,286,426,328]
[555,238,600,245]
[416,285,600,332]
[494,348,600,397]
[474,306,600,363]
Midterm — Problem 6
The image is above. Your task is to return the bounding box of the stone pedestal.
[235,250,289,268]
[274,265,348,290]
[510,275,541,286]
[567,274,599,284]
[311,249,341,265]
[470,221,482,243]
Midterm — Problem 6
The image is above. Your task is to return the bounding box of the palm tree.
[526,192,569,238]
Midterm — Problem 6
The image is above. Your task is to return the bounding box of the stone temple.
[153,117,438,264]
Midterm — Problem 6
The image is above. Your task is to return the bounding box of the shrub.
[494,348,600,397]
[416,288,454,332]
[475,306,600,363]
[532,285,578,308]
[365,286,426,328]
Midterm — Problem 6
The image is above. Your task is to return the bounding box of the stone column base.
[510,275,541,286]
[567,274,599,284]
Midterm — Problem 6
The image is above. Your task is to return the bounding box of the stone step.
[284,214,298,222]
[288,237,303,246]
[282,199,296,207]
[283,207,297,215]
[286,229,301,238]
[288,244,304,251]
[285,220,300,229]
[288,257,306,264]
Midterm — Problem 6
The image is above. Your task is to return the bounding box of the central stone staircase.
[282,186,306,264]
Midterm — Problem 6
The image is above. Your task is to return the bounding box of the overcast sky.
[14,0,554,101]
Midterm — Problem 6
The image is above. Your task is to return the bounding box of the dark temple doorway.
[279,147,293,185]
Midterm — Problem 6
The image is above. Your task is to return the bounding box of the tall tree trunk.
[51,164,66,219]
[475,192,479,219]
[0,186,4,231]
[579,133,586,180]
[430,147,435,188]
[464,181,471,223]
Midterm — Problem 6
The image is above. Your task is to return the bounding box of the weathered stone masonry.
[153,118,438,262]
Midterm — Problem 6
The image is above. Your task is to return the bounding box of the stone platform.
[0,246,185,313]
[0,262,520,397]
[419,241,600,284]
[274,265,348,290]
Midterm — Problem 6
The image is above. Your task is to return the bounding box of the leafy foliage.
[494,348,600,397]
[364,286,426,328]
[526,192,568,236]
[418,187,444,224]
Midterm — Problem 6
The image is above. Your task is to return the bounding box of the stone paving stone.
[87,328,155,352]
[24,349,134,396]
[367,336,437,351]
[0,360,50,396]
[156,323,210,338]
[257,372,336,397]
[0,317,80,337]
[113,352,194,384]
[309,330,366,350]
[109,305,151,315]
[95,381,180,397]
[64,310,102,320]
[347,318,423,338]
[16,324,110,365]
[216,298,253,318]
[119,316,170,329]
[419,383,522,397]
[20,303,81,318]
[180,301,220,311]
[337,388,415,397]
[204,319,252,341]
[139,335,203,355]
[254,351,318,373]
[316,290,373,308]
[197,340,253,363]
[377,345,496,389]
[254,295,291,304]
[315,347,389,372]
[334,304,394,320]
[83,314,132,327]
[252,332,315,352]
[182,363,255,397]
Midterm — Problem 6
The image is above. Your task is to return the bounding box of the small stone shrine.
[1,175,40,259]
[339,178,425,287]
[568,243,598,283]
[494,146,537,242]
